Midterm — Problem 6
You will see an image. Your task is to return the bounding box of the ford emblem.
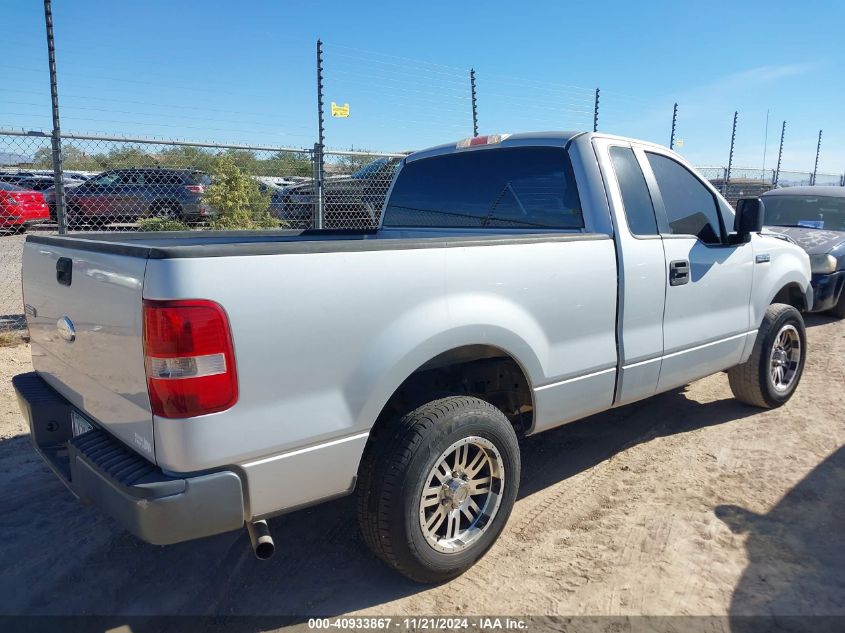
[57,316,76,342]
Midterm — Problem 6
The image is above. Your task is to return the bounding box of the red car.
[0,182,50,233]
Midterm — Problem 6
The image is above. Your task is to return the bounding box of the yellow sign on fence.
[331,102,350,118]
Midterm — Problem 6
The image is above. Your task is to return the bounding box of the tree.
[265,151,313,177]
[333,150,381,174]
[202,155,277,230]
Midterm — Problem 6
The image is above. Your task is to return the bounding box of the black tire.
[727,303,806,408]
[65,205,86,230]
[828,290,845,319]
[150,201,183,220]
[357,396,520,583]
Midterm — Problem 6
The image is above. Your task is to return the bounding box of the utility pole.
[724,111,738,196]
[43,0,67,234]
[593,88,600,133]
[314,39,325,229]
[669,102,678,150]
[470,68,478,137]
[774,121,786,186]
[812,129,822,186]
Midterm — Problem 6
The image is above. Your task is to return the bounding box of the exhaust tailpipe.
[246,520,275,560]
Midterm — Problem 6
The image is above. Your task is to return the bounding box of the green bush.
[138,217,190,232]
[203,155,278,230]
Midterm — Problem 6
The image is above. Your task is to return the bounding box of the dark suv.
[60,168,212,227]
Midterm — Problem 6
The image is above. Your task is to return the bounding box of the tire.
[150,201,183,220]
[65,205,86,230]
[827,290,845,319]
[728,303,806,408]
[357,396,520,583]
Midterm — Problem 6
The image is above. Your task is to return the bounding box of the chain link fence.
[1,127,844,331]
[0,129,403,331]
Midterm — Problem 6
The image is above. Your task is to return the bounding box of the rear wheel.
[357,396,520,583]
[65,205,87,230]
[728,303,806,408]
[151,201,183,220]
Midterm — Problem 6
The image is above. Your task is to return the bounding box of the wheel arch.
[771,282,810,312]
[353,340,538,481]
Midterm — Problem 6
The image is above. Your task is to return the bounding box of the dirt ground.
[0,315,843,624]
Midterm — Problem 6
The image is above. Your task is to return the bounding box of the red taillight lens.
[185,184,206,194]
[143,299,238,418]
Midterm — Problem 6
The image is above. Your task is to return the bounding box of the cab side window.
[646,152,723,244]
[609,146,658,236]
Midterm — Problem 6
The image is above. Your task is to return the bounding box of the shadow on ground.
[718,445,845,629]
[804,313,841,329]
[0,386,763,623]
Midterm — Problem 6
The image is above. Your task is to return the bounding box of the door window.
[90,172,121,187]
[646,153,723,244]
[609,147,658,236]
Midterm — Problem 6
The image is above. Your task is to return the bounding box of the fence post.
[774,121,785,186]
[724,111,737,196]
[812,129,822,186]
[593,88,600,133]
[470,68,478,138]
[669,102,678,149]
[43,0,66,235]
[315,39,325,229]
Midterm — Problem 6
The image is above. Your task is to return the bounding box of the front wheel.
[728,303,806,408]
[357,396,520,583]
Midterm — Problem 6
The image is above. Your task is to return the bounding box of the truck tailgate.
[22,241,155,461]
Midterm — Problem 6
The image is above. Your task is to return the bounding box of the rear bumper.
[13,371,245,545]
[809,270,845,312]
[1,215,48,226]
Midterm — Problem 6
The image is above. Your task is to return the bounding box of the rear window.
[0,182,24,191]
[145,171,188,185]
[383,147,582,229]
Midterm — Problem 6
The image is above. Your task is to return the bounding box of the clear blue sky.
[3,0,844,175]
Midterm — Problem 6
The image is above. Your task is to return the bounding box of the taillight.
[143,299,238,418]
[185,184,206,193]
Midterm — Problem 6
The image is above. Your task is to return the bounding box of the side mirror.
[733,197,765,243]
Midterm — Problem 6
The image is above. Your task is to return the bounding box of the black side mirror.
[733,197,765,242]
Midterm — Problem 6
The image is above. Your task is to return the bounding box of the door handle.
[669,260,690,286]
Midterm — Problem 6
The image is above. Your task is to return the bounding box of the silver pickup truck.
[14,132,812,583]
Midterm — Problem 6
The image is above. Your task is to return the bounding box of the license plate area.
[71,410,95,437]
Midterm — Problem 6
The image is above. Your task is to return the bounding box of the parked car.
[761,186,845,317]
[14,131,812,583]
[62,167,212,228]
[14,174,86,195]
[0,181,49,233]
[272,156,402,228]
[43,180,86,221]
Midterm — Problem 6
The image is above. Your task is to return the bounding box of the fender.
[344,294,547,436]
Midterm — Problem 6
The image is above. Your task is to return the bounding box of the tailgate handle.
[56,257,73,286]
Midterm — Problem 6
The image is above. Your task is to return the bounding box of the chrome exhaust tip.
[246,519,275,560]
